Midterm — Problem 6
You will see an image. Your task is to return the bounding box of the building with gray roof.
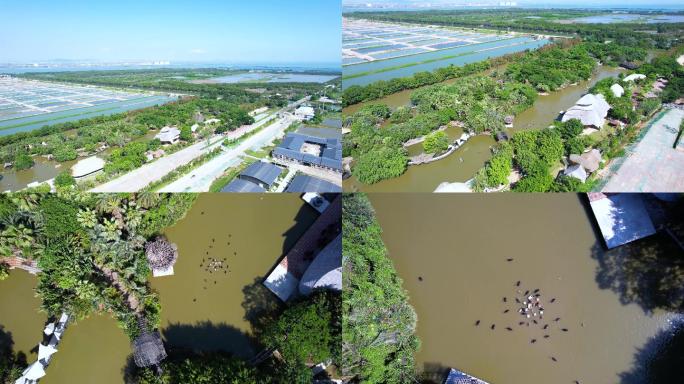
[272,133,342,172]
[220,178,266,193]
[239,161,283,189]
[299,234,342,295]
[285,174,341,193]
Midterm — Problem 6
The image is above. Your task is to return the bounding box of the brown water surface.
[0,269,46,360]
[369,193,680,384]
[0,194,318,383]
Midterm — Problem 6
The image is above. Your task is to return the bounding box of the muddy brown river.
[344,66,624,192]
[369,193,682,384]
[0,194,317,383]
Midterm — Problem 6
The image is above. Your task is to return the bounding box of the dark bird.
[551,357,557,362]
[418,276,423,281]
[530,339,537,344]
[503,297,507,302]
[515,298,521,303]
[533,319,538,324]
[561,328,568,332]
[507,258,514,262]
[543,335,550,338]
[505,327,513,331]
[475,320,481,326]
[543,324,549,330]
[516,281,521,287]
[524,290,530,295]
[201,211,205,215]
[519,321,525,326]
[193,298,196,302]
[534,288,540,293]
[554,317,561,322]
[491,324,496,330]
[503,309,510,314]
[574,381,580,384]
[550,298,556,303]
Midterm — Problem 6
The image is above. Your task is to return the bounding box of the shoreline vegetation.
[343,9,683,191]
[342,194,419,383]
[0,193,343,383]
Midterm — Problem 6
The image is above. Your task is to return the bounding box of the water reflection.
[368,193,681,384]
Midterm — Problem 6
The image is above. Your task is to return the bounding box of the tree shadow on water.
[241,276,284,339]
[590,231,684,314]
[619,321,684,384]
[122,321,260,383]
[0,325,27,382]
[581,194,684,314]
[161,321,258,360]
[420,362,452,384]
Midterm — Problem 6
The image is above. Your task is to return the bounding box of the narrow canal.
[0,130,159,192]
[0,194,318,383]
[369,193,682,384]
[344,66,624,192]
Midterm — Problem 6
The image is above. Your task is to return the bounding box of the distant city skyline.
[342,0,684,9]
[0,0,340,67]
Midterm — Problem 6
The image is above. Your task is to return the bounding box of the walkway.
[91,97,309,192]
[600,108,684,192]
[158,115,296,192]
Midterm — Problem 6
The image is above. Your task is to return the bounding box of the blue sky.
[0,0,341,66]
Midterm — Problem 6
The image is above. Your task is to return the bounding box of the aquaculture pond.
[0,194,318,383]
[369,193,683,384]
[343,66,624,192]
[567,14,684,24]
[343,37,549,88]
[199,72,339,84]
[0,95,177,137]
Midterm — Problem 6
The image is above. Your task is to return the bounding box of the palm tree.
[135,192,161,210]
[0,224,42,259]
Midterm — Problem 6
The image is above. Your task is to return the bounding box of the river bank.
[343,65,624,192]
[369,193,683,383]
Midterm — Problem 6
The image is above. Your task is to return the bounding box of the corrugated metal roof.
[285,174,341,193]
[220,178,265,193]
[240,162,283,187]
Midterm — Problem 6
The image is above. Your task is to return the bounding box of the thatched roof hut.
[145,237,178,271]
[133,330,167,368]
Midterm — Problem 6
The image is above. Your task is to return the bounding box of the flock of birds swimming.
[192,211,235,303]
[468,258,583,384]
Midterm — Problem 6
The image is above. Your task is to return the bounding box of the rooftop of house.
[273,133,342,170]
[562,94,611,127]
[71,156,105,178]
[285,174,341,193]
[220,178,266,193]
[240,161,284,187]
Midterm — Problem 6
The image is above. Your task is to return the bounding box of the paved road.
[159,115,296,192]
[90,97,308,192]
[601,108,684,192]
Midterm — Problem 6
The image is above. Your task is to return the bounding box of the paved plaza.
[601,108,684,192]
